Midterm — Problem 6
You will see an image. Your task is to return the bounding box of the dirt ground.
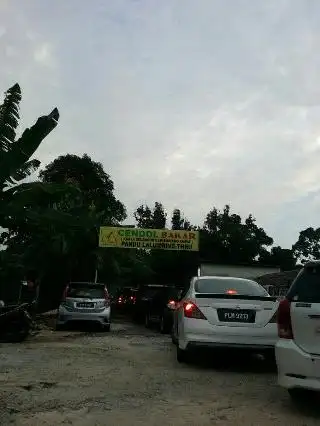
[0,319,320,426]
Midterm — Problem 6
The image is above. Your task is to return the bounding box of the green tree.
[202,205,273,264]
[2,154,128,309]
[134,205,154,228]
[171,208,191,230]
[0,83,61,223]
[292,227,320,263]
[134,202,166,229]
[152,202,166,229]
[39,154,126,224]
[259,246,296,270]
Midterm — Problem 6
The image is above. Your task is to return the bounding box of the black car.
[133,284,184,333]
[115,287,138,313]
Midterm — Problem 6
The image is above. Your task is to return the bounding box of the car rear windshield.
[195,278,269,296]
[67,285,105,299]
[168,287,184,299]
[288,266,320,303]
[139,285,166,296]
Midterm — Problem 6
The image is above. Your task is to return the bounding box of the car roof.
[303,260,320,267]
[195,275,256,283]
[69,282,105,286]
[142,284,173,288]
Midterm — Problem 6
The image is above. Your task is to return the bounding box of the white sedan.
[172,275,279,363]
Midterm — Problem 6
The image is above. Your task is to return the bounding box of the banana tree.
[0,84,58,188]
[0,83,80,227]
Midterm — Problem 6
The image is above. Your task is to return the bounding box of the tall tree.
[0,82,71,239]
[134,202,166,229]
[3,154,127,310]
[259,246,296,270]
[171,208,191,230]
[292,227,320,263]
[134,205,154,228]
[39,154,126,223]
[202,204,273,264]
[0,83,59,203]
[152,202,166,229]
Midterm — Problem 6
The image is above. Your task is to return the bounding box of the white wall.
[199,264,280,279]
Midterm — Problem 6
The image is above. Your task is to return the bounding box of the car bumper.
[275,339,320,391]
[57,307,111,326]
[179,319,277,351]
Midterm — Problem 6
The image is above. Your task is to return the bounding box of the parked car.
[56,282,111,331]
[144,286,184,333]
[115,287,138,313]
[132,284,175,325]
[172,275,279,363]
[276,261,320,402]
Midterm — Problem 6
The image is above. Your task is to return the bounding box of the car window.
[168,287,184,300]
[287,266,320,303]
[67,286,105,299]
[139,287,161,299]
[195,278,269,297]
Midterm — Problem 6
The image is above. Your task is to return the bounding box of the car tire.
[288,388,314,404]
[145,313,150,328]
[55,324,64,331]
[103,324,111,332]
[171,327,177,345]
[159,315,166,334]
[176,346,189,363]
[264,349,276,366]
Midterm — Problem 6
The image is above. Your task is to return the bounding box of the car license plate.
[77,302,94,308]
[217,309,255,323]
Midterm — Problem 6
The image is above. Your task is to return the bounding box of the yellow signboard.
[99,226,199,251]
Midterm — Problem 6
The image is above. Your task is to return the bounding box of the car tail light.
[167,300,176,310]
[104,288,110,307]
[61,285,69,302]
[226,289,237,295]
[183,301,206,320]
[277,298,293,339]
[118,297,123,304]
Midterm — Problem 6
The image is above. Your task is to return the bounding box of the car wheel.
[103,324,111,332]
[176,346,189,363]
[145,313,150,328]
[55,324,64,331]
[263,349,276,365]
[171,327,177,345]
[288,388,314,404]
[159,315,166,334]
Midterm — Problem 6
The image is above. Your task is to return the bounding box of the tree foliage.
[292,227,320,263]
[201,205,273,264]
[134,202,166,229]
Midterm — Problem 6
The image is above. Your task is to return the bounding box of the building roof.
[255,269,301,288]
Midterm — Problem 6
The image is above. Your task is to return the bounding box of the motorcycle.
[0,302,34,343]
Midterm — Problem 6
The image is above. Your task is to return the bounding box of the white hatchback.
[172,276,279,363]
[276,261,320,402]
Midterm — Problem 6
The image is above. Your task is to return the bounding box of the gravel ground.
[0,319,319,426]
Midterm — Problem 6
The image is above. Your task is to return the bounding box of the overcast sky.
[1,0,320,248]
